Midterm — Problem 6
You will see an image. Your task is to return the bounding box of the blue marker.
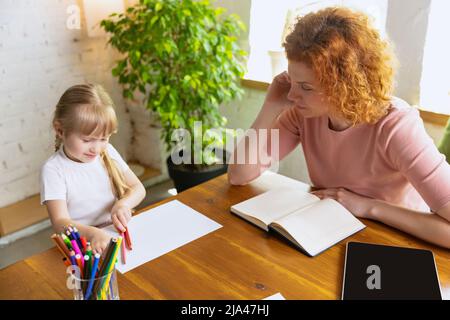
[69,252,77,266]
[84,253,100,300]
[72,226,83,250]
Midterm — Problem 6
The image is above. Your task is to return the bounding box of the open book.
[230,187,366,257]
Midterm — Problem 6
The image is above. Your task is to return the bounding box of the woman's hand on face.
[90,228,112,255]
[264,71,293,112]
[310,187,376,219]
[111,202,132,233]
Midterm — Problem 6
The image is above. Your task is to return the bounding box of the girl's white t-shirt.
[40,143,130,227]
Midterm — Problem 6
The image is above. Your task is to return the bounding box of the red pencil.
[124,228,132,250]
[120,233,126,264]
[80,236,88,253]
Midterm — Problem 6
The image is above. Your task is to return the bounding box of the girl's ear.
[53,121,63,138]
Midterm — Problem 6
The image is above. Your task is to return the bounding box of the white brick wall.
[0,0,133,207]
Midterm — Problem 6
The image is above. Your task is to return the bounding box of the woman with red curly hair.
[228,7,450,248]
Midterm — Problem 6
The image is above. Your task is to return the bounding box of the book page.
[230,187,320,230]
[273,198,366,256]
[249,170,311,192]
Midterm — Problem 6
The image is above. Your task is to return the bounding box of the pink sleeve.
[269,107,303,161]
[382,109,450,212]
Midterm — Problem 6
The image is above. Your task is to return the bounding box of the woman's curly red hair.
[284,7,396,125]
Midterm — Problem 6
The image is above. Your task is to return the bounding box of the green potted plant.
[101,0,247,192]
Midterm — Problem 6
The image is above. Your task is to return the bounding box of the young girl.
[228,7,450,248]
[40,84,146,254]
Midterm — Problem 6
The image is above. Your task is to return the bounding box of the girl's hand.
[310,187,376,219]
[90,228,112,255]
[264,71,293,112]
[111,202,132,233]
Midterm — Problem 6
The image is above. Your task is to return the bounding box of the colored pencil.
[61,233,73,251]
[72,226,83,249]
[99,237,122,299]
[120,232,126,264]
[80,236,88,252]
[124,228,133,250]
[75,254,84,278]
[86,243,93,271]
[51,234,70,259]
[97,238,116,277]
[68,226,76,240]
[69,251,77,266]
[62,257,71,267]
[71,239,83,261]
[51,225,123,300]
[92,238,117,298]
[84,253,100,300]
[82,255,90,293]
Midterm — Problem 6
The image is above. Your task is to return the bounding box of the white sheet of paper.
[104,200,222,273]
[263,292,286,300]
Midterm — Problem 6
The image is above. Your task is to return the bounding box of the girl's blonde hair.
[53,84,130,199]
[284,7,396,125]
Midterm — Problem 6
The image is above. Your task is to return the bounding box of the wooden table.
[1,173,449,299]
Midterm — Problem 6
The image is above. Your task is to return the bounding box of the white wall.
[386,0,432,105]
[0,0,132,207]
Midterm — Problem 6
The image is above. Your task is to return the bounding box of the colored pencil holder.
[70,266,119,300]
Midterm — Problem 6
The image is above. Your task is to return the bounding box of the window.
[419,0,450,115]
[246,0,388,82]
[246,0,449,116]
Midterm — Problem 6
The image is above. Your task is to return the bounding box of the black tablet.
[342,242,442,300]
